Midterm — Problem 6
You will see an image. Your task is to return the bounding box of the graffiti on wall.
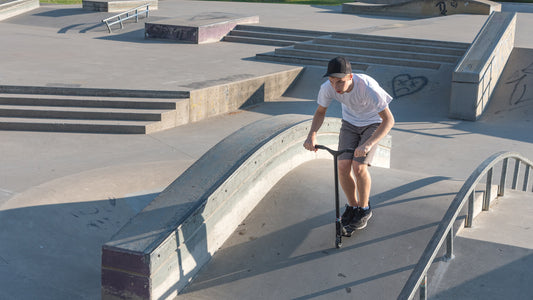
[505,62,533,106]
[392,74,428,98]
[436,0,459,16]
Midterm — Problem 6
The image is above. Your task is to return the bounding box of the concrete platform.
[343,0,501,18]
[82,0,157,12]
[145,13,259,44]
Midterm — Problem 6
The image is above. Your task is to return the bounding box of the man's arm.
[354,106,395,157]
[303,105,328,152]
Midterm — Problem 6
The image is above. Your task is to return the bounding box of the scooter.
[315,145,355,249]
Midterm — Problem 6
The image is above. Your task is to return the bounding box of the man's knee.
[338,159,353,176]
[352,162,369,178]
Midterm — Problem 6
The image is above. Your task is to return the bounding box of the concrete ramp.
[343,0,501,18]
[180,161,465,299]
[480,47,533,125]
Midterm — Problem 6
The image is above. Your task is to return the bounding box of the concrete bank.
[101,115,391,299]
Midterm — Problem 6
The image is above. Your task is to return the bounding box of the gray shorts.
[338,120,380,165]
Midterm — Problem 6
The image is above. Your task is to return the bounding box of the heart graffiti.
[392,74,428,98]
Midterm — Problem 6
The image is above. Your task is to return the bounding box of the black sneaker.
[351,206,372,230]
[341,205,357,227]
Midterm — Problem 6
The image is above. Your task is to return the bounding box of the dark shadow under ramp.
[181,160,463,299]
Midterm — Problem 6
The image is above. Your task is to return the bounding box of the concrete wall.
[0,0,39,21]
[342,0,501,18]
[449,12,516,121]
[101,115,391,299]
[187,67,303,123]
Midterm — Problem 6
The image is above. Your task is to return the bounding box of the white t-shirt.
[317,73,393,127]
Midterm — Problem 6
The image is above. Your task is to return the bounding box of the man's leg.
[350,161,373,230]
[338,159,359,228]
[338,159,358,207]
[353,161,371,208]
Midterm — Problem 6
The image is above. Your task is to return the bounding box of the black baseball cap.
[323,56,352,78]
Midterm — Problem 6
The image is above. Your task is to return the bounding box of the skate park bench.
[101,115,391,299]
[449,11,517,121]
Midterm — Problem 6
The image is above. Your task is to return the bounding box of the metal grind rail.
[102,3,150,33]
[398,151,533,300]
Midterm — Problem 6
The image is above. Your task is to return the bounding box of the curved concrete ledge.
[342,0,500,18]
[101,115,391,299]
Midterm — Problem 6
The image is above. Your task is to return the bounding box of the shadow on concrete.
[0,192,158,299]
[432,240,533,299]
[33,7,95,17]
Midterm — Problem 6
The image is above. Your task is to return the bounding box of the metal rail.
[102,4,150,33]
[398,151,533,300]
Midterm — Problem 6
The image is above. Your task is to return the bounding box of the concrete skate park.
[1,0,533,299]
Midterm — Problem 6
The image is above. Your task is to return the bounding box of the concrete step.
[0,93,180,110]
[223,35,296,47]
[331,32,470,50]
[246,26,468,69]
[311,36,467,57]
[226,30,318,42]
[270,47,442,69]
[294,41,460,64]
[255,52,369,71]
[223,25,329,46]
[232,25,329,38]
[0,93,188,133]
[0,105,172,121]
[0,117,153,134]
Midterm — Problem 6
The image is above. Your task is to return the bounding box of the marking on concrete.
[0,255,7,265]
[506,61,533,106]
[392,74,428,98]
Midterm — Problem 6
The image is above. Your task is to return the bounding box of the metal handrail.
[102,4,150,33]
[398,151,533,300]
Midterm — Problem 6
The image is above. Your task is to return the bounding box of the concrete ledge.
[187,67,303,122]
[449,12,516,120]
[0,85,187,99]
[101,115,392,299]
[145,13,258,44]
[82,0,158,12]
[0,0,39,21]
[342,0,500,18]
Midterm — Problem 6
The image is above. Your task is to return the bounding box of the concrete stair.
[256,31,470,70]
[0,93,188,134]
[223,25,330,47]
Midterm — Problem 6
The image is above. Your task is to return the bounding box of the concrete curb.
[101,115,391,299]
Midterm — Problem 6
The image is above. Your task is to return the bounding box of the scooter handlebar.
[315,145,355,157]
